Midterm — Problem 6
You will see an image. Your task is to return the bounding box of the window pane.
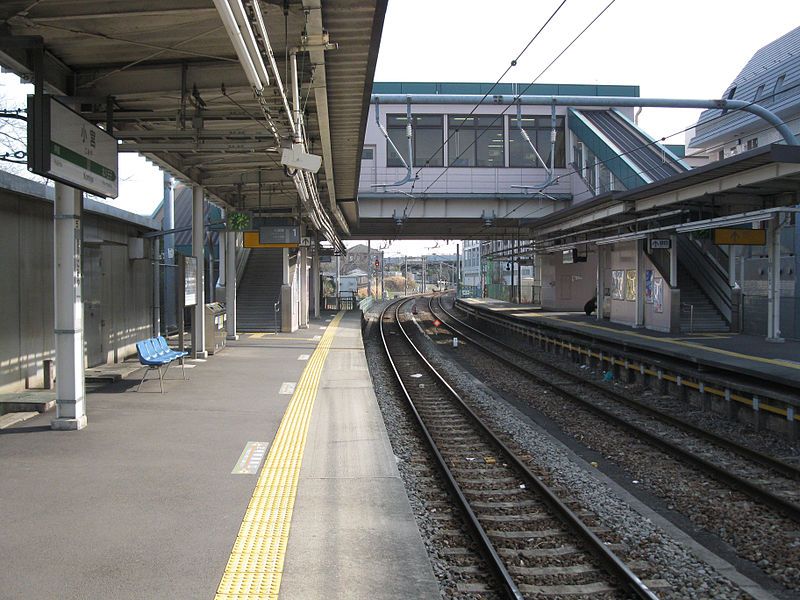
[476,127,504,167]
[448,128,476,166]
[414,128,443,167]
[536,128,551,167]
[413,115,441,127]
[387,128,410,167]
[386,114,408,127]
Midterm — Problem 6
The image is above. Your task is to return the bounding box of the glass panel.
[386,114,408,127]
[413,115,442,127]
[509,128,535,167]
[476,127,504,167]
[414,128,443,167]
[448,128,476,166]
[361,147,374,160]
[387,128,410,167]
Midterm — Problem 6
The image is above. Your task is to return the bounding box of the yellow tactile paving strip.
[215,312,344,600]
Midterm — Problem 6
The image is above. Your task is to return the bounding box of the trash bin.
[204,302,227,355]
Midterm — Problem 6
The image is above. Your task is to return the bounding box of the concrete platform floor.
[0,312,438,599]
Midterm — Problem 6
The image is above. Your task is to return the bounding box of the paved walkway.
[0,312,438,599]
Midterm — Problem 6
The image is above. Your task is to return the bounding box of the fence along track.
[432,295,800,523]
[379,296,659,599]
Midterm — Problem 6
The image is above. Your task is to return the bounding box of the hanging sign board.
[259,226,299,245]
[713,228,766,246]
[27,94,118,198]
[649,238,671,250]
[562,249,576,264]
[243,230,299,248]
[184,256,197,307]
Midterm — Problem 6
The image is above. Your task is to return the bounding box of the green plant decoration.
[228,212,250,231]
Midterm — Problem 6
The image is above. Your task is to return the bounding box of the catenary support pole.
[226,231,238,340]
[367,240,372,298]
[52,182,87,430]
[192,184,207,358]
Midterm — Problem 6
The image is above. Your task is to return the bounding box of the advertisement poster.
[645,269,653,303]
[611,270,625,300]
[625,269,637,301]
[654,276,664,313]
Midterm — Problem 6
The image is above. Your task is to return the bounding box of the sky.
[2,0,799,256]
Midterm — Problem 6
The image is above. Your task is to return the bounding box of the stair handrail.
[235,246,251,289]
[677,236,731,322]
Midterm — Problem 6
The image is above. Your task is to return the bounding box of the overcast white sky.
[2,0,799,256]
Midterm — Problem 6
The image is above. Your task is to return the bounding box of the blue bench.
[135,336,188,393]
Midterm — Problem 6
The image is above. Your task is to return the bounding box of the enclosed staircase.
[237,249,283,332]
[677,264,730,333]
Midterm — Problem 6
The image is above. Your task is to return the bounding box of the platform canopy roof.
[0,0,387,248]
[527,144,800,253]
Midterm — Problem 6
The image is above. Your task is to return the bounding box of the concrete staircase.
[678,265,729,333]
[237,249,283,332]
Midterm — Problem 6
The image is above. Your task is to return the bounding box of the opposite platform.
[458,297,800,389]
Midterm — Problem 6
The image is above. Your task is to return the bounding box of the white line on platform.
[312,335,321,341]
[231,441,270,474]
[297,354,310,361]
[279,382,297,394]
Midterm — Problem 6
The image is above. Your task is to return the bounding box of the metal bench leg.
[180,356,187,380]
[158,365,164,394]
[137,366,151,392]
[162,360,172,381]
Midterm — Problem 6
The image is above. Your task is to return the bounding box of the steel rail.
[432,295,800,523]
[436,296,800,481]
[380,297,523,600]
[380,296,659,600]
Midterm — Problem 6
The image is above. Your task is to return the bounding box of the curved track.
[380,296,659,600]
[430,294,800,523]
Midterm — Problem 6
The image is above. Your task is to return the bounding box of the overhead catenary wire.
[400,0,571,214]
[401,0,618,224]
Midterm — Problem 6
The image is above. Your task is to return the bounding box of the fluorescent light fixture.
[228,0,270,88]
[213,0,263,92]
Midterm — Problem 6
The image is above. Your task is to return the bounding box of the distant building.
[689,25,800,160]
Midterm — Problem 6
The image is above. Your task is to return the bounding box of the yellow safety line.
[215,311,345,600]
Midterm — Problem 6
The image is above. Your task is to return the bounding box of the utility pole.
[380,250,385,300]
[367,239,372,298]
[422,256,426,293]
[404,256,408,296]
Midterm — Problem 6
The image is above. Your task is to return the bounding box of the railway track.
[380,296,660,599]
[430,294,800,524]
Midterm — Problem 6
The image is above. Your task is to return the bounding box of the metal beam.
[371,94,800,146]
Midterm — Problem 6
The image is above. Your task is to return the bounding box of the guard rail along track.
[453,298,799,439]
[433,295,800,523]
[380,296,660,599]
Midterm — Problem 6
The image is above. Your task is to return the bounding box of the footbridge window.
[508,116,565,168]
[386,114,444,167]
[448,115,505,167]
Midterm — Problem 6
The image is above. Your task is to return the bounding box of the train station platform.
[456,297,800,391]
[0,312,439,599]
